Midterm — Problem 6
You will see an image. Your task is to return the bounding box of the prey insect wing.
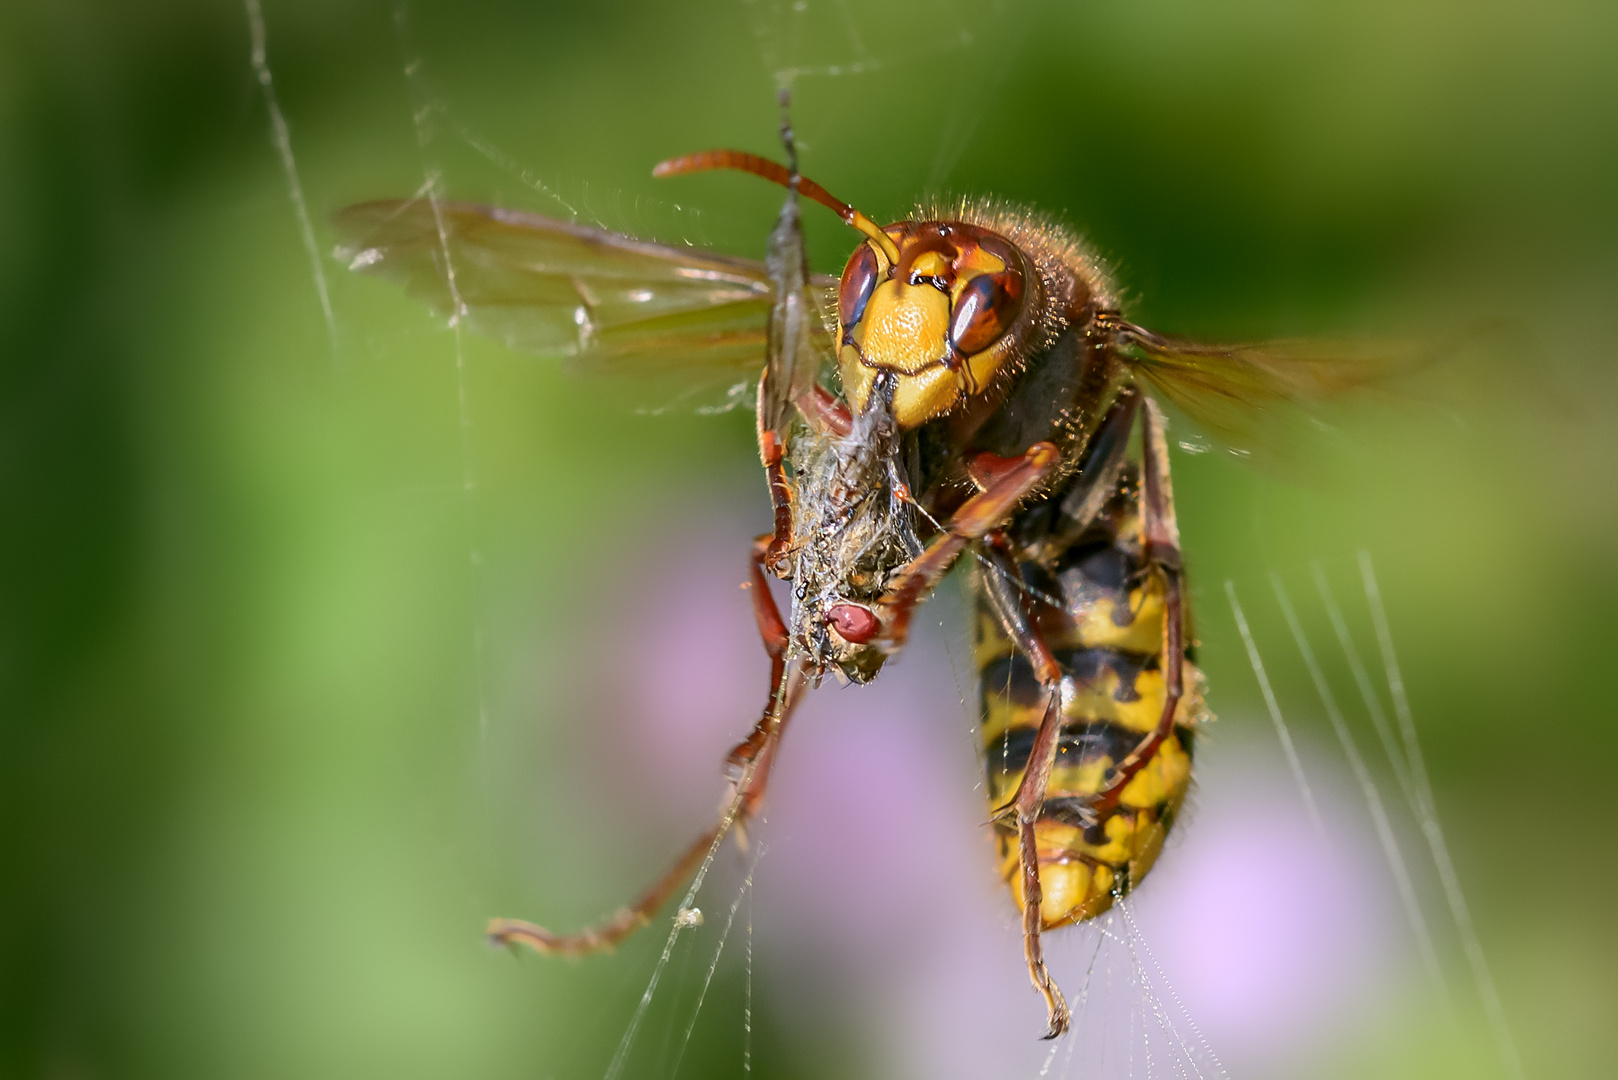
[332,198,838,387]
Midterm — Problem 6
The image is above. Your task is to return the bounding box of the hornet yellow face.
[836,221,1038,429]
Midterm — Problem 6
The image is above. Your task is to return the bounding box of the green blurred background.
[3,0,1616,1076]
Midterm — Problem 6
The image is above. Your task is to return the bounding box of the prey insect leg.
[978,531,1072,1039]
[486,542,805,958]
[486,824,732,958]
[725,536,795,828]
[793,383,852,438]
[757,373,798,573]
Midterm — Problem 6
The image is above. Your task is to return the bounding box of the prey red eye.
[826,602,880,643]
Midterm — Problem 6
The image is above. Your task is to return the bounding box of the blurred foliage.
[1,0,1615,1077]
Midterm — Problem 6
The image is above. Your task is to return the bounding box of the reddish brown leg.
[1085,396,1185,818]
[723,536,793,822]
[975,400,1182,1039]
[757,372,797,573]
[486,825,731,957]
[978,532,1071,1038]
[487,541,804,957]
[793,383,852,438]
[748,533,789,657]
[876,441,1061,649]
[1018,806,1067,1039]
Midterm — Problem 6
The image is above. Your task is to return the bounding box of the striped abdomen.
[974,466,1205,927]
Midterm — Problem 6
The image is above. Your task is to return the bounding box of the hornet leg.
[978,530,1072,1039]
[875,440,1062,649]
[1085,396,1186,819]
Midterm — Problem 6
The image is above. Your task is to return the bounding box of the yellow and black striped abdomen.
[974,490,1205,928]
